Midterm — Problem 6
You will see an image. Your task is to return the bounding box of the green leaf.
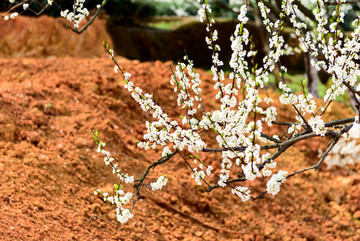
[91,129,99,142]
[114,184,118,190]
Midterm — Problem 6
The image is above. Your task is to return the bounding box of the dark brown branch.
[293,0,316,20]
[214,0,237,13]
[287,124,351,178]
[252,191,267,200]
[261,132,283,144]
[343,80,360,96]
[292,104,311,130]
[203,117,355,156]
[206,178,246,192]
[202,143,280,153]
[6,0,29,14]
[178,149,212,188]
[131,149,178,212]
[249,123,352,200]
[324,117,355,127]
[272,121,295,126]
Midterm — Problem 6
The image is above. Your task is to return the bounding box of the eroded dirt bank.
[0,56,359,240]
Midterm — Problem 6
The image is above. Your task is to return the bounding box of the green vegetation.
[147,19,185,30]
[267,73,350,103]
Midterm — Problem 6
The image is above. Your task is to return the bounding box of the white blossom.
[349,120,360,139]
[308,116,326,136]
[59,0,89,28]
[114,66,119,74]
[150,175,168,191]
[116,208,133,224]
[232,186,251,202]
[266,170,288,195]
[23,3,29,10]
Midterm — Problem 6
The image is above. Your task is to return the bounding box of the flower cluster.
[3,12,18,21]
[308,116,326,136]
[94,139,135,223]
[150,175,168,191]
[60,0,90,28]
[349,120,360,139]
[232,186,251,202]
[321,137,360,168]
[4,0,53,21]
[170,58,203,116]
[266,170,288,196]
[110,56,208,156]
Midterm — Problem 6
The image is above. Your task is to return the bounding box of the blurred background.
[1,0,360,98]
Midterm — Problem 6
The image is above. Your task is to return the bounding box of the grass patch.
[147,20,184,30]
[267,73,350,102]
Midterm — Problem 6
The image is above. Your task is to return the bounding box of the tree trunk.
[304,53,319,97]
[347,89,359,115]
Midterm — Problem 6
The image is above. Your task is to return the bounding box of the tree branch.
[66,0,108,34]
[131,149,178,211]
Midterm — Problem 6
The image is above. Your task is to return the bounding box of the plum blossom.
[150,175,168,191]
[232,186,251,202]
[309,116,326,136]
[349,120,360,139]
[266,171,288,195]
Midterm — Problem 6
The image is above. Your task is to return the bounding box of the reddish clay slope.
[0,56,359,240]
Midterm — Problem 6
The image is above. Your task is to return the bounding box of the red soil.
[0,15,359,241]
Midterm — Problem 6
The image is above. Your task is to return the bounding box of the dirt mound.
[0,14,113,58]
[106,19,304,70]
[0,56,359,240]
